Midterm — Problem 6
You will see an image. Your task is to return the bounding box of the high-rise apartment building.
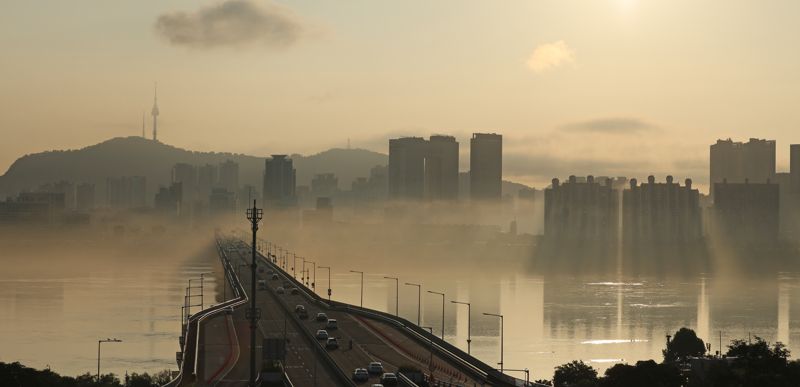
[388,137,428,200]
[544,175,618,243]
[425,135,459,200]
[470,133,502,200]
[218,159,240,193]
[263,155,297,207]
[710,138,776,199]
[622,176,702,245]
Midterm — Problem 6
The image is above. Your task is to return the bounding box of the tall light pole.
[97,338,122,381]
[405,282,421,325]
[384,277,399,316]
[319,266,332,300]
[307,260,316,291]
[451,300,472,355]
[350,270,364,307]
[292,253,301,279]
[428,291,445,340]
[483,312,504,373]
[246,200,263,387]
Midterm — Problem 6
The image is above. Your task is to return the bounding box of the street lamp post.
[307,261,316,291]
[405,283,421,325]
[428,291,445,340]
[384,277,399,316]
[483,312,504,373]
[451,300,472,355]
[246,200,263,387]
[350,270,364,307]
[292,254,301,279]
[319,266,332,300]
[97,338,122,381]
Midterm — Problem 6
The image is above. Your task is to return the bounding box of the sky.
[2,0,800,190]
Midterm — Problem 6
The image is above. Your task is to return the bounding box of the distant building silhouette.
[218,159,240,193]
[76,183,95,211]
[172,163,197,214]
[197,163,218,202]
[544,175,618,243]
[263,155,297,208]
[710,138,775,199]
[209,188,236,215]
[154,182,182,216]
[623,176,702,246]
[311,173,339,198]
[388,137,427,200]
[470,133,502,200]
[106,176,146,208]
[39,181,75,209]
[713,179,779,245]
[425,135,459,200]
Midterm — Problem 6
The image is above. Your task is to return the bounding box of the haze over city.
[3,2,800,387]
[4,0,800,189]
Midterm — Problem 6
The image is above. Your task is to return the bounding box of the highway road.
[223,239,488,386]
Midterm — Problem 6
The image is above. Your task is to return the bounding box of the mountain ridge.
[0,136,531,201]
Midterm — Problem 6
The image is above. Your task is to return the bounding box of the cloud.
[559,117,659,134]
[155,0,305,49]
[526,41,575,73]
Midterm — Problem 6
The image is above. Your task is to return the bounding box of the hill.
[0,137,388,201]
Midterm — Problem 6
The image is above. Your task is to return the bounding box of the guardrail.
[247,239,521,387]
[162,237,250,387]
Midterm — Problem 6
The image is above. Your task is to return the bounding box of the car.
[298,309,309,319]
[257,280,267,290]
[352,368,369,382]
[315,312,328,322]
[276,287,285,294]
[380,373,398,386]
[290,288,300,295]
[295,305,306,313]
[371,385,384,387]
[326,319,338,330]
[367,362,383,375]
[271,274,279,280]
[315,330,329,340]
[325,337,339,350]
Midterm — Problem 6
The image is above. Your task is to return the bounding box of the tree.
[663,327,706,362]
[601,361,683,387]
[553,360,599,387]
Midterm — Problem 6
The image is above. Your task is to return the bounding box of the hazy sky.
[2,0,800,189]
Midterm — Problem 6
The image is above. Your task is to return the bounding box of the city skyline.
[4,0,800,188]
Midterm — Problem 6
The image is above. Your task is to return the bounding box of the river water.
[0,238,219,378]
[1,237,798,381]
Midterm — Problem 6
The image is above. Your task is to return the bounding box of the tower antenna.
[151,82,160,142]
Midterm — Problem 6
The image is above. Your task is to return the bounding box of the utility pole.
[451,300,472,354]
[246,200,263,387]
[405,282,422,325]
[384,277,399,316]
[97,338,122,382]
[319,266,332,300]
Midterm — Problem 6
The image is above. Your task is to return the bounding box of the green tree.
[553,360,599,387]
[663,327,706,362]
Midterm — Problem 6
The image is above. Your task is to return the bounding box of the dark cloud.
[155,0,305,49]
[559,117,659,134]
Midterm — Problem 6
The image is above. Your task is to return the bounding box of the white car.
[352,368,369,382]
[326,319,338,330]
[367,362,383,374]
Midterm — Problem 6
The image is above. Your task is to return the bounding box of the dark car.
[380,373,398,386]
[315,312,328,322]
[352,368,369,382]
[325,337,339,350]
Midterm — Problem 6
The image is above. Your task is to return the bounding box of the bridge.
[164,234,529,387]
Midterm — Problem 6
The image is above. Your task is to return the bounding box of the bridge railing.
[162,236,249,387]
[248,239,522,387]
